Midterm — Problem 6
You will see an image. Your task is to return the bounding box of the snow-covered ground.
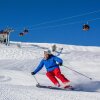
[0,42,100,100]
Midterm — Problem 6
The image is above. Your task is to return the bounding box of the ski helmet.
[44,50,51,55]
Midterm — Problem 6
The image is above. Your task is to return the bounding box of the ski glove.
[31,72,35,75]
[58,63,63,66]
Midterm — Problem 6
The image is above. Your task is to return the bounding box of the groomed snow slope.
[0,42,100,100]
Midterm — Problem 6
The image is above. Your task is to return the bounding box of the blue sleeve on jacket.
[53,55,63,64]
[34,60,44,74]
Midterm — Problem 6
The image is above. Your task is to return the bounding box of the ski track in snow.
[0,42,100,100]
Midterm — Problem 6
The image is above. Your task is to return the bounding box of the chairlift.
[83,23,90,31]
[0,30,8,34]
[19,32,24,36]
[23,29,29,33]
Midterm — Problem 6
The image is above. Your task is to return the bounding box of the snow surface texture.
[0,41,100,100]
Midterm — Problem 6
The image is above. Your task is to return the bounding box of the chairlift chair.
[23,29,29,33]
[19,32,24,36]
[83,24,90,31]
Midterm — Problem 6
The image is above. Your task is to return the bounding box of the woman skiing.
[31,50,70,88]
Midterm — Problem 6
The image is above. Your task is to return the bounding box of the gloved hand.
[58,63,63,66]
[31,72,35,75]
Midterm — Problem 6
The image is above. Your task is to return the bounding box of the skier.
[31,50,70,88]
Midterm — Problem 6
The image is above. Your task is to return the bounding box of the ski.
[36,84,75,91]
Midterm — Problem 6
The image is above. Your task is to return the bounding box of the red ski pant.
[46,68,70,85]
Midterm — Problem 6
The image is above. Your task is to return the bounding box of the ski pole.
[33,76,40,85]
[63,65,92,80]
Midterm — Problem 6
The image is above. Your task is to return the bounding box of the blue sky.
[0,0,100,46]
